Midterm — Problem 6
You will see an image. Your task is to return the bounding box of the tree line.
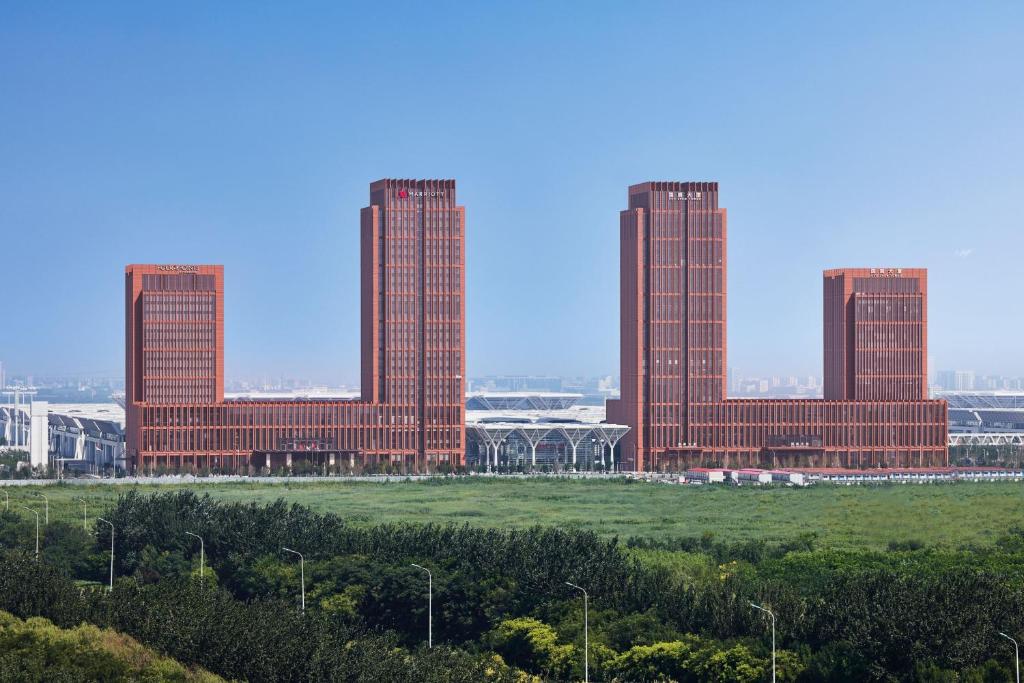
[1,490,1023,681]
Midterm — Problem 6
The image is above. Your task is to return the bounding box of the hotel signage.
[397,189,446,199]
[157,265,200,272]
[668,191,702,201]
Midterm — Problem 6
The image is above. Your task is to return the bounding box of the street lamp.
[75,498,88,531]
[750,603,776,683]
[185,532,205,587]
[411,563,433,648]
[35,491,48,525]
[565,582,589,683]
[1000,632,1020,683]
[19,506,39,560]
[97,517,115,590]
[282,547,305,612]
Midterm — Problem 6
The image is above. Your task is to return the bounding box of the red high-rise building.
[614,182,726,472]
[823,268,928,401]
[361,179,466,465]
[125,179,465,473]
[125,265,224,407]
[608,181,947,471]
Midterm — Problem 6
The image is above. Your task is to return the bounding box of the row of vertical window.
[381,268,462,295]
[382,207,462,237]
[685,425,946,449]
[854,351,924,375]
[142,351,216,377]
[852,277,921,294]
[853,377,925,402]
[141,274,216,291]
[382,238,462,262]
[142,293,216,322]
[854,296,923,322]
[687,401,945,426]
[648,212,723,239]
[143,379,215,404]
[144,403,412,427]
[854,324,923,347]
[143,324,216,349]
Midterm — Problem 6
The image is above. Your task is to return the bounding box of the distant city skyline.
[3,3,1023,381]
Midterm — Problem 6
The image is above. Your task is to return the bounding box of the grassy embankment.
[2,477,1021,550]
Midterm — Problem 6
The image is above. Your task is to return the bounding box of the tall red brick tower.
[609,182,726,471]
[823,268,928,401]
[361,179,466,471]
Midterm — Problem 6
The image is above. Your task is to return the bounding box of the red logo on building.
[397,189,409,199]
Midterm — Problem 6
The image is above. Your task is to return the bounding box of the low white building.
[684,468,727,484]
[47,403,126,473]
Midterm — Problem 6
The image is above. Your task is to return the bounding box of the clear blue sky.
[2,2,1022,385]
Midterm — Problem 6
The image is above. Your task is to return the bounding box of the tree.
[489,617,577,680]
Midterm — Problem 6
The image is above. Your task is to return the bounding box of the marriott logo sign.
[397,188,446,199]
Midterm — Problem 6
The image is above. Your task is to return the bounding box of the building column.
[571,442,577,471]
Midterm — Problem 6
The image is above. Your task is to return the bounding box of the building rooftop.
[225,390,361,402]
[49,403,125,427]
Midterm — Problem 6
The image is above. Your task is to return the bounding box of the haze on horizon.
[2,2,1022,385]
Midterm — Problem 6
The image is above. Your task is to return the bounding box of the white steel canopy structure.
[936,391,1024,410]
[466,400,630,472]
[466,392,583,411]
[948,433,1024,447]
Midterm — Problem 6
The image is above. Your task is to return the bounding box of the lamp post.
[19,506,39,560]
[75,497,88,531]
[411,563,433,648]
[36,491,48,525]
[97,517,114,590]
[565,582,589,683]
[750,603,776,683]
[282,547,305,612]
[185,532,205,586]
[1000,632,1020,683]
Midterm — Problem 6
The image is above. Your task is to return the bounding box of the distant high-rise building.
[936,369,976,392]
[823,268,928,401]
[955,370,976,391]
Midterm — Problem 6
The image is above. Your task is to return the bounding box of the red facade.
[611,182,726,472]
[608,182,947,471]
[125,265,224,407]
[823,268,928,401]
[125,179,465,473]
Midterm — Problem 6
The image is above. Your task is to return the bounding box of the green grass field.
[2,478,1022,550]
